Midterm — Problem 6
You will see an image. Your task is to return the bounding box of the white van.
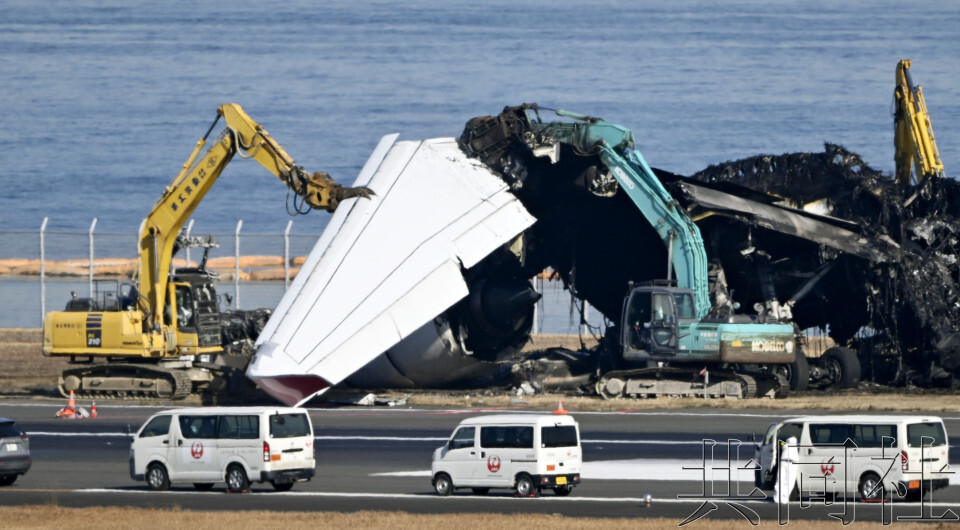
[130,406,315,492]
[431,414,582,497]
[755,415,950,501]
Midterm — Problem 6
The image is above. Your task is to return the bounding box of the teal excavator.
[460,104,803,398]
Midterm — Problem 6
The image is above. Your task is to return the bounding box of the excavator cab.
[161,274,222,353]
[622,285,681,357]
[64,279,129,312]
[172,284,197,331]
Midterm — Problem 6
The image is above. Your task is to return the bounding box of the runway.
[2,400,959,524]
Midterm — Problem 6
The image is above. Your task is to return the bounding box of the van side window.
[480,426,534,449]
[269,413,311,439]
[515,427,533,448]
[218,415,259,439]
[140,415,171,438]
[541,426,578,448]
[810,424,854,446]
[179,415,218,439]
[908,422,947,447]
[853,424,896,448]
[450,427,475,450]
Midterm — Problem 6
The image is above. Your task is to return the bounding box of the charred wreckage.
[459,104,960,394]
[246,62,959,404]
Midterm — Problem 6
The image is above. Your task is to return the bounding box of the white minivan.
[431,414,582,497]
[755,415,950,501]
[130,406,315,492]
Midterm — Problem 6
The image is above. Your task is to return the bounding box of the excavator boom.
[894,59,945,186]
[139,104,372,330]
[43,104,372,400]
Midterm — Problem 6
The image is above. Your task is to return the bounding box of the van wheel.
[193,483,215,491]
[471,487,490,495]
[271,481,295,492]
[146,463,169,491]
[225,465,250,493]
[433,473,452,496]
[554,485,574,496]
[859,473,884,501]
[515,474,538,497]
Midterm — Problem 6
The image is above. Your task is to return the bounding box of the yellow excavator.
[894,59,945,186]
[42,104,372,400]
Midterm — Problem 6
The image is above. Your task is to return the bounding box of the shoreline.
[0,257,560,282]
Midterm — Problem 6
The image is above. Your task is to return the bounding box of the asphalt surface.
[2,399,960,524]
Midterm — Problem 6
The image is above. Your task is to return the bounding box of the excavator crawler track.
[596,367,781,399]
[59,364,194,400]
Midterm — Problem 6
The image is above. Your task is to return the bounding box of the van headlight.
[785,340,794,353]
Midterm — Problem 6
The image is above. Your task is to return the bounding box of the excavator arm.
[894,59,945,186]
[460,104,711,318]
[216,104,374,212]
[528,108,710,318]
[139,104,372,330]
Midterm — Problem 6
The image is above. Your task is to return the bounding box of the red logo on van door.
[821,462,835,476]
[191,441,204,459]
[487,455,501,473]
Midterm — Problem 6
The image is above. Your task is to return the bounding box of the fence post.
[184,218,194,268]
[234,220,243,309]
[88,217,98,297]
[40,217,48,326]
[284,220,293,289]
[581,304,590,336]
[531,274,540,335]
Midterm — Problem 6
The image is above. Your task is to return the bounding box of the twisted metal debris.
[687,144,960,385]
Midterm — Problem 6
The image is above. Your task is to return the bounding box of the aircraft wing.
[247,135,537,405]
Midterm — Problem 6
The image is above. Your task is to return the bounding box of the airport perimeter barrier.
[0,218,584,333]
[0,218,325,325]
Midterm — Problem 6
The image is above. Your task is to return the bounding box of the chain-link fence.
[0,218,602,333]
[0,218,320,327]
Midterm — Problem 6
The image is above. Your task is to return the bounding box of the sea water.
[1,0,958,327]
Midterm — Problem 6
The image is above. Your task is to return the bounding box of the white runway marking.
[7,401,959,422]
[29,432,709,445]
[314,435,706,444]
[372,458,960,486]
[71,488,960,508]
[372,459,757,482]
[29,431,133,437]
[26,431,960,486]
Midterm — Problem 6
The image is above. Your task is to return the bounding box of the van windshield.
[269,413,311,438]
[541,425,578,448]
[762,423,777,445]
[908,422,947,447]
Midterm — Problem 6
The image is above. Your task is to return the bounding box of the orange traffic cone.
[553,400,568,415]
[56,390,77,418]
[91,402,97,419]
